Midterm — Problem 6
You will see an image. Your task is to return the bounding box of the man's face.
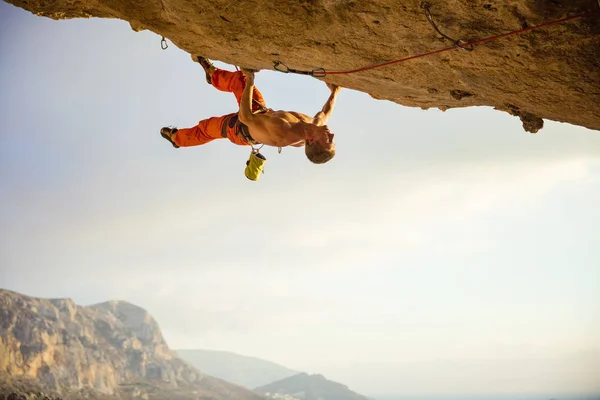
[311,125,335,151]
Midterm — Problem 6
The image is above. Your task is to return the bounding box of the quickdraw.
[273,62,327,78]
[421,1,473,51]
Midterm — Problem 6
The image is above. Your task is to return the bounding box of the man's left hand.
[326,82,341,93]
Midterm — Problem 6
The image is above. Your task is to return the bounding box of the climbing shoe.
[160,127,179,148]
[197,56,215,85]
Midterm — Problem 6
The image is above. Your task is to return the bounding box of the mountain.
[0,288,266,400]
[255,372,370,400]
[177,349,298,389]
[6,0,600,133]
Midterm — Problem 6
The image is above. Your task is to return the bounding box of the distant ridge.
[176,349,298,389]
[255,372,370,400]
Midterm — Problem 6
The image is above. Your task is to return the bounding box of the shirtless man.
[160,57,341,164]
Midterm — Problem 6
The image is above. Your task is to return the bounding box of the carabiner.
[455,39,474,52]
[273,62,290,73]
[311,68,327,79]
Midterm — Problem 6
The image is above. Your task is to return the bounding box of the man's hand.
[241,68,256,83]
[326,82,341,93]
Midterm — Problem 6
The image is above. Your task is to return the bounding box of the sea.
[373,394,600,400]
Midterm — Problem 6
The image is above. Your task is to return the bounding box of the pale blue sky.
[1,2,599,396]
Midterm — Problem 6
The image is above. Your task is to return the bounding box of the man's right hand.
[241,68,256,83]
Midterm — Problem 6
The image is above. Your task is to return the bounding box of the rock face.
[4,0,600,133]
[0,289,266,400]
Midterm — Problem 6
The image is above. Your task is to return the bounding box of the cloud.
[2,154,595,284]
[259,157,595,269]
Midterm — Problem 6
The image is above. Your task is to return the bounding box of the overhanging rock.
[5,0,600,133]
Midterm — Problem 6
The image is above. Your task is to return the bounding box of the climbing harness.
[245,144,267,181]
[421,2,473,51]
[272,7,597,77]
[160,36,168,50]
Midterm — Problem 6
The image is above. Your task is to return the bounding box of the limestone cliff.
[0,289,266,400]
[4,0,600,133]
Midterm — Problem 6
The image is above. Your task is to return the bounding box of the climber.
[160,56,342,164]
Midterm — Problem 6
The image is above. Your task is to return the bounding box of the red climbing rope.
[274,9,597,77]
[325,9,595,75]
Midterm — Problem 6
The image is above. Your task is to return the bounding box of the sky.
[1,1,599,397]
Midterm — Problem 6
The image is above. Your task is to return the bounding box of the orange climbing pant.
[173,69,267,147]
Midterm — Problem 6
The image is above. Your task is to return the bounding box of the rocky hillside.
[3,0,600,133]
[255,373,369,400]
[0,289,266,400]
[177,349,298,389]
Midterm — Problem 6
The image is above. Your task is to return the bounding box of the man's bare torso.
[245,109,316,148]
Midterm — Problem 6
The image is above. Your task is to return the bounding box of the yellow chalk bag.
[244,148,267,181]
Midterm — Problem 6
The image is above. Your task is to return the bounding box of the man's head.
[305,125,336,164]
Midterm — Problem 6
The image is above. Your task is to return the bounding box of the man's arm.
[239,68,260,125]
[313,83,342,125]
[239,69,257,126]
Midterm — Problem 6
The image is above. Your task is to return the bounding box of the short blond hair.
[305,142,336,164]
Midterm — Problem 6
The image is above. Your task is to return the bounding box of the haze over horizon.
[1,1,599,396]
